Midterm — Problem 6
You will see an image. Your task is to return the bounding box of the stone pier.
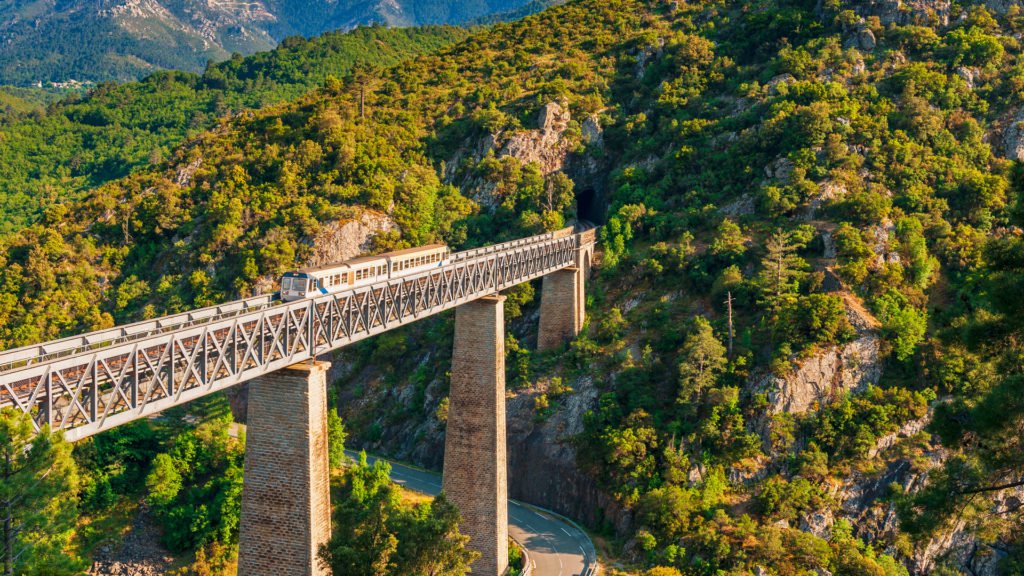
[538,266,583,351]
[443,295,509,575]
[238,362,332,576]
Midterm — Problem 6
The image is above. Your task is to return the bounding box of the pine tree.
[0,409,81,576]
[349,63,379,120]
[677,316,728,403]
[758,228,805,309]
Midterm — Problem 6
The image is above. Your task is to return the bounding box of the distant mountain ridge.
[0,0,543,85]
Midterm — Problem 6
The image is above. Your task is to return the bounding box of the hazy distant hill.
[0,0,542,85]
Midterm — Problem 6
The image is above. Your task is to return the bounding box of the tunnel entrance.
[576,188,604,224]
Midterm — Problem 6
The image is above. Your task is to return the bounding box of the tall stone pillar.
[443,295,508,576]
[238,362,332,576]
[538,267,583,351]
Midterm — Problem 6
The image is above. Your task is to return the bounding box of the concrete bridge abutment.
[443,295,509,576]
[238,362,332,576]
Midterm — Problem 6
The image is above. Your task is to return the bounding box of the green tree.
[329,410,348,469]
[874,290,927,361]
[677,316,728,402]
[321,453,475,575]
[758,228,805,310]
[709,219,746,261]
[0,409,82,576]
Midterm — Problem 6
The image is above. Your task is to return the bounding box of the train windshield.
[282,277,308,292]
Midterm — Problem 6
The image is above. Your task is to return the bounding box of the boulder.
[844,27,876,51]
[1003,110,1024,161]
[956,66,978,90]
[581,114,604,147]
[764,157,795,181]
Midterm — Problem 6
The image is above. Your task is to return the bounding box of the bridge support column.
[443,295,508,576]
[238,362,332,576]
[538,267,583,351]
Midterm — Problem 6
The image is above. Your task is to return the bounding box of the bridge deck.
[0,228,596,440]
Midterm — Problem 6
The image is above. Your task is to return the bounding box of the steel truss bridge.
[0,227,596,441]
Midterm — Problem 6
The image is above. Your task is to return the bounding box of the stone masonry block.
[238,361,331,576]
[538,267,583,351]
[443,295,509,575]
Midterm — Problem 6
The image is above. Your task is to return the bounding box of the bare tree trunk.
[726,291,734,358]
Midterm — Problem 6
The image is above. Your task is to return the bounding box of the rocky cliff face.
[506,375,633,534]
[752,295,882,417]
[448,100,608,219]
[846,0,951,26]
[306,210,398,268]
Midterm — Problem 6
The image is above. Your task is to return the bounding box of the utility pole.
[725,290,734,358]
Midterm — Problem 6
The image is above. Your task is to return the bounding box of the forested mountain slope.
[2,0,1024,574]
[0,0,539,85]
[0,24,469,235]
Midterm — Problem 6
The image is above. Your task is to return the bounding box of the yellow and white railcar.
[280,244,451,302]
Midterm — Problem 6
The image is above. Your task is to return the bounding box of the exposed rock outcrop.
[635,39,665,79]
[756,335,881,415]
[851,0,950,26]
[306,210,398,267]
[764,156,796,181]
[499,101,574,175]
[1003,110,1024,161]
[752,298,882,416]
[868,219,901,267]
[766,74,796,95]
[956,66,979,90]
[448,100,609,219]
[506,375,632,534]
[720,193,756,217]
[844,26,876,51]
[985,0,1024,14]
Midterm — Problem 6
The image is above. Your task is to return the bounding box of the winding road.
[349,451,598,576]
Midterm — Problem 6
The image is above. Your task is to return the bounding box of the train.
[280,244,452,301]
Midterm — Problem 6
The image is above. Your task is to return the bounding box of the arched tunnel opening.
[576,188,604,224]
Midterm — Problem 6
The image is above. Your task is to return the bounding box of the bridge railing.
[0,293,278,372]
[0,229,595,440]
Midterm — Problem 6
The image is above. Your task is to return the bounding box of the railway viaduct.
[0,224,597,576]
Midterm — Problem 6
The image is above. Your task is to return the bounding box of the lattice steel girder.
[0,231,595,441]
